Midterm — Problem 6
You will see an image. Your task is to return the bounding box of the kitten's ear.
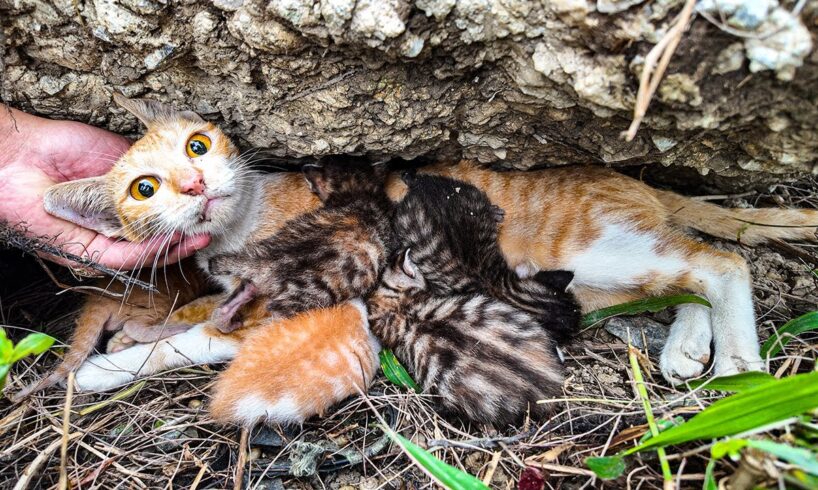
[44,178,124,238]
[400,170,417,186]
[302,164,331,201]
[533,270,574,292]
[113,93,203,128]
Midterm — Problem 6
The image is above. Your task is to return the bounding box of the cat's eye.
[186,134,211,158]
[129,176,161,200]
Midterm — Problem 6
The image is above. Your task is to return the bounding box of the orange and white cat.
[23,95,818,425]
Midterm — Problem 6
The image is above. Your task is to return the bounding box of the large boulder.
[2,0,816,181]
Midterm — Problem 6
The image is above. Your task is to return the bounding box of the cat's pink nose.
[180,172,205,196]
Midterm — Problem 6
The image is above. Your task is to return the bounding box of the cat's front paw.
[72,355,137,392]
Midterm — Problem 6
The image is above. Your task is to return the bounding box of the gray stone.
[604,316,669,356]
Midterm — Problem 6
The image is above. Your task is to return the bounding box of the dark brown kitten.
[395,173,580,342]
[367,250,564,426]
[208,159,395,331]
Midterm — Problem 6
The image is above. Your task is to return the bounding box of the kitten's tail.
[655,189,818,246]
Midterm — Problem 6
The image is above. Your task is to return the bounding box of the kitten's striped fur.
[207,159,395,330]
[394,173,580,342]
[368,251,564,425]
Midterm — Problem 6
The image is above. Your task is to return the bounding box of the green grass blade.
[379,349,420,392]
[388,431,488,489]
[761,311,818,358]
[581,294,712,328]
[625,371,818,454]
[686,371,776,393]
[702,458,717,490]
[746,440,818,475]
[586,456,625,480]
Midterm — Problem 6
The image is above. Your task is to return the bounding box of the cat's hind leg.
[73,324,242,392]
[680,245,764,378]
[567,224,762,383]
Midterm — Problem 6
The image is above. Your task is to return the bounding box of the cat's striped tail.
[655,189,818,246]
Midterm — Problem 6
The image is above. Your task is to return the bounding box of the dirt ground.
[0,174,816,489]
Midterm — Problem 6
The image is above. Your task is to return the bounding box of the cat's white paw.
[660,339,711,385]
[712,348,765,377]
[72,355,138,392]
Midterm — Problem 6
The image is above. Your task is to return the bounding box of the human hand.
[0,108,211,270]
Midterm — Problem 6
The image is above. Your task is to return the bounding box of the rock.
[4,0,818,182]
[249,426,284,447]
[604,317,669,356]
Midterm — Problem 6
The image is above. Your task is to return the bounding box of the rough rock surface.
[2,0,817,182]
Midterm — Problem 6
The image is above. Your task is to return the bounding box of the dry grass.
[0,177,816,489]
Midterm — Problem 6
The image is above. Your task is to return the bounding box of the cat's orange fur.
[20,95,818,427]
[210,301,379,426]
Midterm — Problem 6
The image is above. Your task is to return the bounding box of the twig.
[624,0,697,142]
[481,451,502,485]
[427,429,535,450]
[12,433,81,490]
[0,221,158,293]
[59,371,75,490]
[690,191,757,201]
[234,428,249,490]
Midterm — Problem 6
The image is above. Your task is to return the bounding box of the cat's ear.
[533,270,574,292]
[44,178,124,238]
[302,164,332,201]
[113,93,203,128]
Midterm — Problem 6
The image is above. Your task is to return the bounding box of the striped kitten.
[395,173,580,341]
[207,159,395,332]
[367,249,564,425]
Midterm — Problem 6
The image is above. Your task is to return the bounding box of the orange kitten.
[23,95,818,427]
[210,300,379,426]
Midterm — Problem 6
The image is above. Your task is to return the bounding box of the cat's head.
[44,94,249,242]
[302,158,388,204]
[378,248,426,296]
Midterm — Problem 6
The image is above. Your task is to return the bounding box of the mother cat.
[18,95,818,418]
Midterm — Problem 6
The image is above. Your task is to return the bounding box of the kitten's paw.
[660,337,712,385]
[72,355,136,392]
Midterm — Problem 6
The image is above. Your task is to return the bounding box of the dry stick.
[12,433,81,490]
[234,428,250,490]
[0,222,158,293]
[58,371,75,490]
[624,0,698,142]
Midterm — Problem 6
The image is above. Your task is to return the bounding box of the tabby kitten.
[207,160,395,332]
[367,249,564,425]
[395,173,580,341]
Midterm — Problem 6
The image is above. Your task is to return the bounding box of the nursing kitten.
[367,249,564,425]
[210,300,380,426]
[395,173,580,341]
[206,160,395,332]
